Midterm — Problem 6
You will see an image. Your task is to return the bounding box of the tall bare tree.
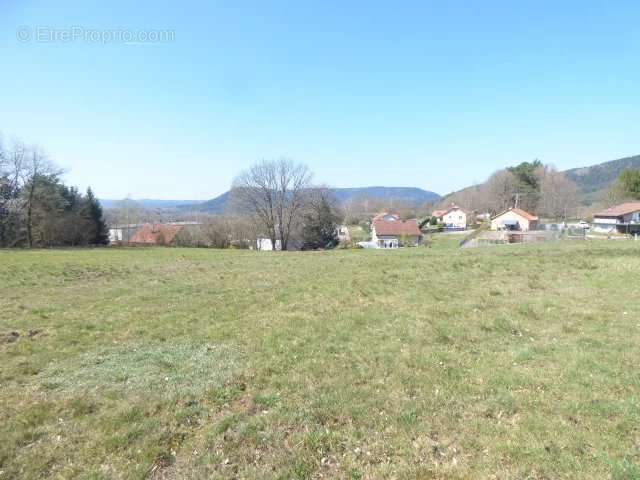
[0,141,28,246]
[485,169,519,213]
[231,158,312,250]
[21,149,63,247]
[537,166,578,220]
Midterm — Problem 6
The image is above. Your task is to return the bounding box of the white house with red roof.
[592,202,640,234]
[490,208,539,231]
[370,212,422,248]
[441,204,471,230]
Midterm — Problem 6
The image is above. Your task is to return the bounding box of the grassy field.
[1,237,640,479]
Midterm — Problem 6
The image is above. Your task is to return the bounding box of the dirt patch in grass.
[1,328,47,346]
[1,331,20,344]
[39,343,243,397]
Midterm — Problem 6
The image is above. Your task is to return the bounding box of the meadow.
[1,237,639,479]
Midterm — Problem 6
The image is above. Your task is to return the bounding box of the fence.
[460,230,560,248]
[566,227,587,240]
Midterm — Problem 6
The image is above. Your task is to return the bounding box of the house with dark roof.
[592,202,640,234]
[490,208,539,232]
[370,212,422,248]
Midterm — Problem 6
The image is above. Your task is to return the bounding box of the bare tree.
[274,160,313,250]
[0,141,28,246]
[1,140,26,199]
[21,149,63,247]
[231,162,278,248]
[537,166,578,220]
[485,169,519,213]
[231,158,312,250]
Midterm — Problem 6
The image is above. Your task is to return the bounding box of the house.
[431,204,472,230]
[129,223,185,245]
[108,224,143,244]
[337,225,351,243]
[490,208,539,231]
[592,202,640,234]
[370,212,422,248]
[256,237,282,251]
[441,204,470,230]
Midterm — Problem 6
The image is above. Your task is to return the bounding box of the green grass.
[1,238,639,478]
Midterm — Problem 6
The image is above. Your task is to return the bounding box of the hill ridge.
[186,186,441,214]
[440,153,640,206]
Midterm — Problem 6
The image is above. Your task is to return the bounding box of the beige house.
[592,202,640,234]
[490,208,538,231]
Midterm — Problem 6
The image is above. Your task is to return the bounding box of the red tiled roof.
[594,202,640,218]
[373,218,422,236]
[433,203,471,217]
[129,224,184,245]
[492,207,538,221]
[444,204,472,215]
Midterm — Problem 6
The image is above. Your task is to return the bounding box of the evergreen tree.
[84,187,109,244]
[507,159,543,211]
[616,169,640,200]
[301,194,340,249]
[22,172,66,247]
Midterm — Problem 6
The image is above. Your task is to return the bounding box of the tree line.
[0,138,108,248]
[102,159,344,250]
[11,133,637,251]
[439,159,579,219]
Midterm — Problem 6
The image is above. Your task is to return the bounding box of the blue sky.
[1,1,639,200]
